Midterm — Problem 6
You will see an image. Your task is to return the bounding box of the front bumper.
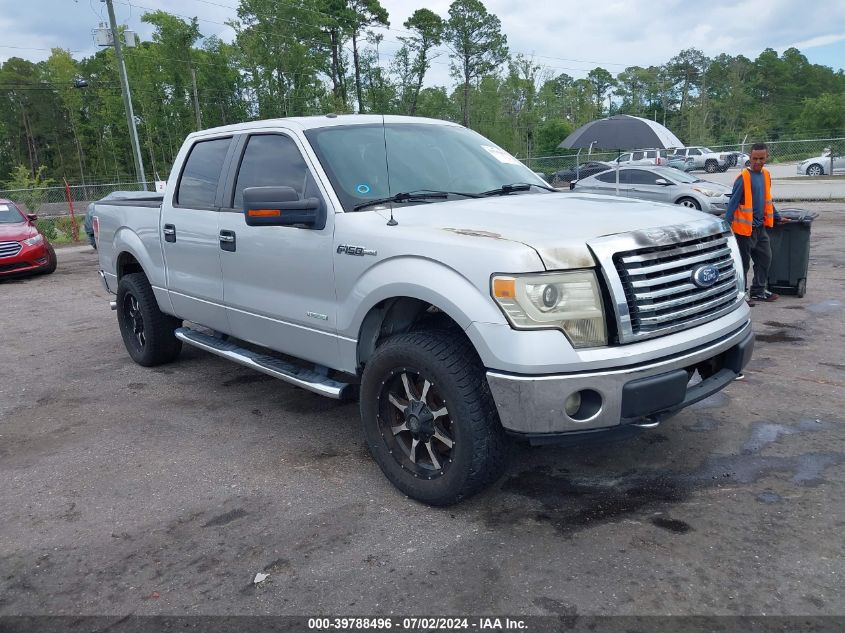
[0,241,49,276]
[487,321,753,440]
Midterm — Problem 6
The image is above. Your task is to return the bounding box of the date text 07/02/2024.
[307,617,528,630]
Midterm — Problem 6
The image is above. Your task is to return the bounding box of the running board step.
[175,327,352,400]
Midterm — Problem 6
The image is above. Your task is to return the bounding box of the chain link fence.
[524,137,845,184]
[0,181,157,216]
[0,181,157,244]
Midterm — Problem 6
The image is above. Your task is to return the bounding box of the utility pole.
[190,67,202,130]
[104,0,147,189]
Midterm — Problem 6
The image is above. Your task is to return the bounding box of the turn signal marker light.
[493,278,516,299]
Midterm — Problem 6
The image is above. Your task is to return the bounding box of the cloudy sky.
[2,0,844,87]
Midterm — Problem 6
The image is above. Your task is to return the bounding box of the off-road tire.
[41,244,57,274]
[705,159,718,173]
[116,272,182,367]
[360,330,508,506]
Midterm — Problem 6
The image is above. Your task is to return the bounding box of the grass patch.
[37,216,86,245]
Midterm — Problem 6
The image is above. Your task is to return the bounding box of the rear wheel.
[116,272,182,366]
[797,278,807,298]
[677,197,701,210]
[705,160,718,173]
[806,164,824,176]
[360,330,508,506]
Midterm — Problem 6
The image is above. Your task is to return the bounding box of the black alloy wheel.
[360,330,508,505]
[377,367,455,479]
[116,272,182,366]
[123,292,146,353]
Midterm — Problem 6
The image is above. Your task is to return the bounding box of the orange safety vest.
[731,167,774,237]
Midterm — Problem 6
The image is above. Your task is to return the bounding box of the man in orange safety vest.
[724,142,785,304]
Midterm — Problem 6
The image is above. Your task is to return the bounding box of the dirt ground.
[1,203,843,620]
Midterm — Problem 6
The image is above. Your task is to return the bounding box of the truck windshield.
[0,203,24,223]
[305,123,547,212]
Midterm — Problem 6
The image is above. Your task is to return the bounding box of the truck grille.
[613,232,739,338]
[0,241,22,258]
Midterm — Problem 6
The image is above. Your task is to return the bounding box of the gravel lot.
[1,203,844,619]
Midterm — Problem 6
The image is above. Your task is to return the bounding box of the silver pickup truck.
[94,115,754,505]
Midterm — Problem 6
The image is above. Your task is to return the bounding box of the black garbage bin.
[767,208,818,297]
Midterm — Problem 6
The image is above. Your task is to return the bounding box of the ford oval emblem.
[692,264,720,288]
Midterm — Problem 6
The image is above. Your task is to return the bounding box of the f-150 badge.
[337,244,377,256]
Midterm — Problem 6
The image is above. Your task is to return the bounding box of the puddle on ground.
[806,299,843,315]
[755,491,783,504]
[490,419,841,536]
[756,330,804,343]
[763,321,802,330]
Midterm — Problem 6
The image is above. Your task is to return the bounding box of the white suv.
[671,147,730,173]
[612,149,668,167]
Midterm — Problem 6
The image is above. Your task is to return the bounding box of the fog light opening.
[565,389,602,421]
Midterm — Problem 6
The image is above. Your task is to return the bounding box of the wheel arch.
[356,296,474,372]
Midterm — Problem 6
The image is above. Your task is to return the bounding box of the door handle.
[163,224,176,242]
[219,229,236,252]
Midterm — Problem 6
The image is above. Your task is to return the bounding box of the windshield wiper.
[480,182,556,196]
[352,190,479,212]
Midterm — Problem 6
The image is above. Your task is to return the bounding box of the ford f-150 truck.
[94,115,754,505]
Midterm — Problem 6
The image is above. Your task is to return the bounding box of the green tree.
[345,0,389,113]
[587,67,615,115]
[796,93,845,136]
[444,0,508,126]
[395,9,444,115]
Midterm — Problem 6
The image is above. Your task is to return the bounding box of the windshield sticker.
[480,145,521,165]
[0,204,8,211]
[355,184,371,195]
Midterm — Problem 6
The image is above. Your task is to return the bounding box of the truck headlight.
[491,271,607,347]
[22,234,43,246]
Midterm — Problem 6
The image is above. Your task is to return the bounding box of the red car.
[0,199,57,278]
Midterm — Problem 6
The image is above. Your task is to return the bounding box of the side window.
[176,138,231,208]
[617,153,631,163]
[233,134,318,209]
[596,171,622,183]
[628,170,659,185]
[632,151,645,161]
[689,148,701,156]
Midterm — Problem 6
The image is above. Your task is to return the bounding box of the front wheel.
[41,244,57,274]
[677,197,701,210]
[116,272,182,366]
[806,164,824,176]
[360,331,508,506]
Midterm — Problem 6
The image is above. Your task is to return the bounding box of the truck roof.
[187,114,461,140]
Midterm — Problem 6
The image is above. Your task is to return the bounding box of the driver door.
[217,132,340,368]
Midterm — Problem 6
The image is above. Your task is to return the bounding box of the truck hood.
[383,192,722,269]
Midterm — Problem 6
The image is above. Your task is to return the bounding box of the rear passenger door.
[161,136,234,332]
[217,132,340,368]
[626,169,669,203]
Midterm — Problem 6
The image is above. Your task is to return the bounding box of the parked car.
[572,166,731,214]
[726,151,750,168]
[797,150,845,176]
[612,148,668,167]
[0,199,57,278]
[550,161,611,187]
[666,155,695,171]
[671,146,731,173]
[94,115,752,505]
[85,190,159,248]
